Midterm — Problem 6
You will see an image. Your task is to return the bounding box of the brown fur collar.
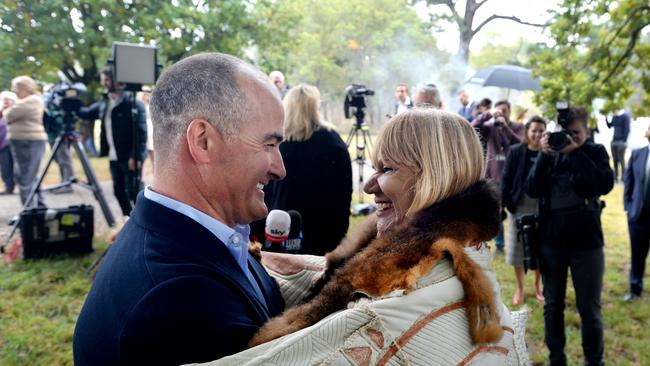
[250,180,503,347]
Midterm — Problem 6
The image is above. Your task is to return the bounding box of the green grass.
[0,241,109,365]
[0,185,648,365]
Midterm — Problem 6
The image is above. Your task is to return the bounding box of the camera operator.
[43,84,75,193]
[525,107,613,366]
[78,68,147,217]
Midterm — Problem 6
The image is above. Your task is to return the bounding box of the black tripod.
[344,107,373,203]
[2,110,116,250]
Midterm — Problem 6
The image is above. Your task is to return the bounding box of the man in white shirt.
[393,83,413,115]
[78,68,147,216]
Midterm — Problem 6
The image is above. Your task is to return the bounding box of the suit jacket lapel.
[132,194,274,322]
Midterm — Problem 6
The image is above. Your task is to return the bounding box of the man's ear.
[186,119,217,164]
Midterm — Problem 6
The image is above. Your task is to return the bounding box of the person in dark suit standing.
[73,53,287,365]
[457,89,476,122]
[607,110,631,182]
[623,123,650,301]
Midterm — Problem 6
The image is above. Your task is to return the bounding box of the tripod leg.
[345,126,355,147]
[72,140,116,227]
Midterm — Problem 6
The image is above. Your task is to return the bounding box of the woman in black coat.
[501,115,546,305]
[255,84,352,255]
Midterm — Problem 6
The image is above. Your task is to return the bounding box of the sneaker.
[0,189,14,195]
[622,292,641,302]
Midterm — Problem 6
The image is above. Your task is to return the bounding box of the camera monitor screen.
[111,42,157,86]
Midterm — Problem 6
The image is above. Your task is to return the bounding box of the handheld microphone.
[264,210,291,252]
[285,210,303,253]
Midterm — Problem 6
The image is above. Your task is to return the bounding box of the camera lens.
[548,131,568,150]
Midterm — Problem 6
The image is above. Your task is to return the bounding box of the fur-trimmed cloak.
[250,180,504,347]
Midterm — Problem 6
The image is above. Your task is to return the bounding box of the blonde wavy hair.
[372,108,484,215]
[11,75,39,97]
[283,84,334,141]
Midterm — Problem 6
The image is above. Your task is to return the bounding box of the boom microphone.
[285,210,303,253]
[264,210,291,252]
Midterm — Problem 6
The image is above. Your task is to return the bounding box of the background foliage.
[531,0,650,119]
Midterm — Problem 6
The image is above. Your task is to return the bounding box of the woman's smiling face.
[363,159,417,234]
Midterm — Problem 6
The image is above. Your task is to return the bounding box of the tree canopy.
[0,0,256,97]
[531,0,650,118]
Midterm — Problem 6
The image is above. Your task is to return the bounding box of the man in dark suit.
[457,89,476,122]
[623,123,650,301]
[73,53,287,365]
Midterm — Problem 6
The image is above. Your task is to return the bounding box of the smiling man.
[73,53,287,365]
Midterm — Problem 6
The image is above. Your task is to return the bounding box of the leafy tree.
[0,0,253,98]
[531,0,650,119]
[254,0,446,125]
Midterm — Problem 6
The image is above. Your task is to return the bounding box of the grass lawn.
[1,184,648,365]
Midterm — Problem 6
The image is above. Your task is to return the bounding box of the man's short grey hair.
[149,53,249,153]
[414,83,441,108]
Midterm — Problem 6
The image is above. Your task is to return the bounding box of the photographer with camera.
[78,68,147,217]
[473,100,524,253]
[502,115,547,305]
[525,106,613,366]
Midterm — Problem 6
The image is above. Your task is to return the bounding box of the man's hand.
[540,132,556,156]
[558,134,580,155]
[128,158,136,171]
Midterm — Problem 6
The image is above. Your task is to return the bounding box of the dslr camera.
[548,101,573,151]
[344,84,374,119]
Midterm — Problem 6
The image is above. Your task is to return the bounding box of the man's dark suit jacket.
[73,193,284,365]
[625,146,649,222]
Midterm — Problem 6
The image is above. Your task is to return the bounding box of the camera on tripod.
[49,82,86,113]
[548,101,573,151]
[44,81,87,134]
[343,84,374,204]
[344,84,374,122]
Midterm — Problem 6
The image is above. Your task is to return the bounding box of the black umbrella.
[467,64,541,92]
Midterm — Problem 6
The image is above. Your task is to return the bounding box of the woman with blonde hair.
[212,109,522,365]
[5,75,47,206]
[253,83,352,255]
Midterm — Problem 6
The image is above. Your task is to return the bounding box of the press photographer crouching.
[525,106,613,366]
